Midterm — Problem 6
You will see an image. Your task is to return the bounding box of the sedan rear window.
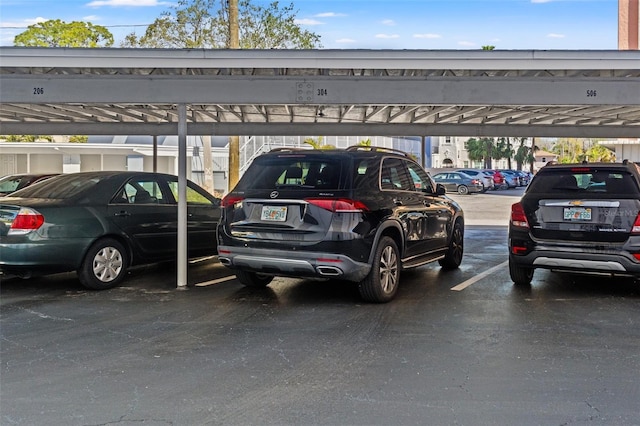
[10,174,101,199]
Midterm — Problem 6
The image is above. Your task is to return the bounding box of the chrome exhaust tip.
[316,266,342,276]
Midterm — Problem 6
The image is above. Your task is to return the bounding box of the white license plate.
[261,205,287,222]
[563,207,592,221]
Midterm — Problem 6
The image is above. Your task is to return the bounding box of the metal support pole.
[177,104,188,289]
[153,135,158,173]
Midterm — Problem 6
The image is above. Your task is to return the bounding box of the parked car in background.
[0,173,59,196]
[498,169,520,188]
[483,170,506,189]
[0,171,221,289]
[217,146,465,303]
[432,171,484,195]
[509,161,640,285]
[455,169,495,191]
[514,170,532,186]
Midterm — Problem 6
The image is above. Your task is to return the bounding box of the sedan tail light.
[510,202,529,229]
[9,207,45,235]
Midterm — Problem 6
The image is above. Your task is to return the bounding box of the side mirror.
[436,183,446,195]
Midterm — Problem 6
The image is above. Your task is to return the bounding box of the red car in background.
[482,170,507,189]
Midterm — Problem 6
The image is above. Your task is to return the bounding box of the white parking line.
[194,275,237,287]
[450,260,508,291]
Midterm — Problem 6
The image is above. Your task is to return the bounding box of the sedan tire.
[457,185,469,195]
[78,238,128,290]
[359,236,400,303]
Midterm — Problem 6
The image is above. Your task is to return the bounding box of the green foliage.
[358,139,372,147]
[482,45,496,50]
[465,137,495,169]
[0,135,53,142]
[304,136,335,150]
[68,135,89,143]
[122,0,321,49]
[14,19,114,47]
[513,138,537,172]
[552,138,589,163]
[585,144,615,162]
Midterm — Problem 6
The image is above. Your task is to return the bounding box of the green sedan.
[0,171,220,289]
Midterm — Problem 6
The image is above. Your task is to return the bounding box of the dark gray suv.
[509,160,640,285]
[217,146,465,302]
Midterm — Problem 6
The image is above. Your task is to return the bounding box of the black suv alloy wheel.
[217,146,465,302]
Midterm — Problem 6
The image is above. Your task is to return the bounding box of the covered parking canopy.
[1,47,639,288]
[1,47,639,138]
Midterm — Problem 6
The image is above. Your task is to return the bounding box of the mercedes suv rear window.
[235,155,346,191]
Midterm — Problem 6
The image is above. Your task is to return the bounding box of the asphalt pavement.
[2,186,640,426]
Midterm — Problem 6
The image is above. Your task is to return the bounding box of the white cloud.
[335,38,356,44]
[413,33,442,39]
[314,12,346,18]
[547,33,565,38]
[531,0,554,3]
[86,0,170,7]
[295,18,324,26]
[375,34,400,39]
[381,19,396,26]
[83,15,101,21]
[458,41,475,47]
[0,17,48,28]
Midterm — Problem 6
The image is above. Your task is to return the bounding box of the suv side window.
[380,158,413,191]
[406,162,435,193]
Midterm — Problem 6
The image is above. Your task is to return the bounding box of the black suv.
[217,146,465,302]
[509,160,640,285]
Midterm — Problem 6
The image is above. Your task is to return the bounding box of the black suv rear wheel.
[509,256,533,285]
[358,236,400,303]
[439,220,464,270]
[236,270,274,288]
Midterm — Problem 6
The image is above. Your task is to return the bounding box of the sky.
[0,0,620,49]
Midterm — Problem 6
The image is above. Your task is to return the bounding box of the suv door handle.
[114,211,131,217]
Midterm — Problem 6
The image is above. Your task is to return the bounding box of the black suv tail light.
[510,202,529,229]
[631,213,640,235]
[306,198,369,213]
[221,195,244,208]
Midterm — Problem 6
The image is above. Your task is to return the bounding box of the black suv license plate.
[563,206,591,221]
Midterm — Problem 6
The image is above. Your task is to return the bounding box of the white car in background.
[455,169,494,192]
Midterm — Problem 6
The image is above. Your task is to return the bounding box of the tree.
[466,137,495,169]
[495,137,514,169]
[14,19,114,47]
[552,138,587,163]
[0,135,53,142]
[585,144,615,162]
[122,0,322,49]
[68,135,88,143]
[513,137,537,171]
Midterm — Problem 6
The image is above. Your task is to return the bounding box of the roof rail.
[268,147,309,153]
[345,145,410,157]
